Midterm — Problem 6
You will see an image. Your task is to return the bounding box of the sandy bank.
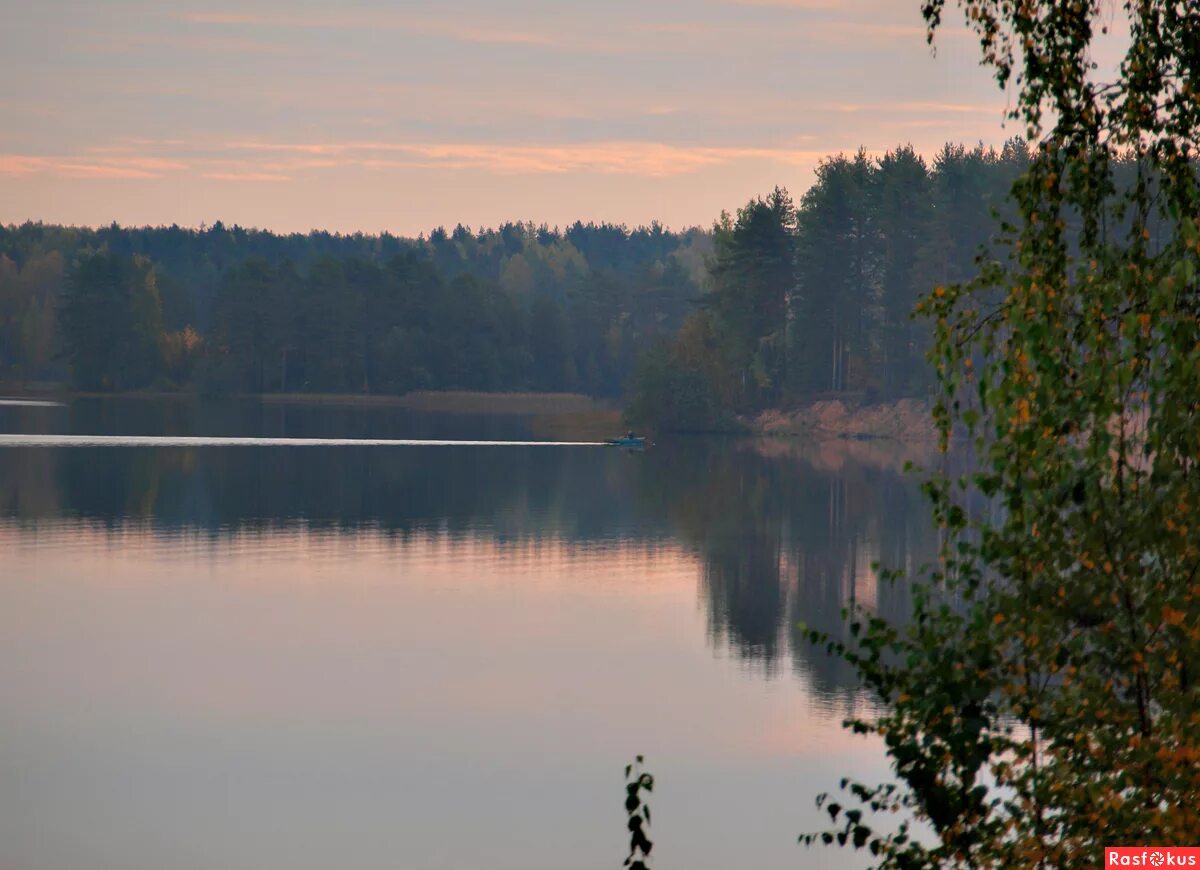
[750,398,937,442]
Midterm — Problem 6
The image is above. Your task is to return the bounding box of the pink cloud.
[823,100,1003,115]
[95,31,296,56]
[178,12,264,25]
[0,154,182,179]
[176,8,562,48]
[0,155,42,175]
[201,172,292,182]
[226,140,829,177]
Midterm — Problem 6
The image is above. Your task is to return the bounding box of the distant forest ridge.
[1,140,1052,411]
[1,214,709,397]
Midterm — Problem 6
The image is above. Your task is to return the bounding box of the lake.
[0,397,936,870]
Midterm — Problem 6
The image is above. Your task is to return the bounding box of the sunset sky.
[1,0,1015,235]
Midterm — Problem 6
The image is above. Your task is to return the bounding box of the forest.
[0,219,705,397]
[0,140,1032,421]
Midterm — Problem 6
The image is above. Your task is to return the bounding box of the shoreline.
[2,384,937,442]
[0,386,615,415]
[747,398,938,443]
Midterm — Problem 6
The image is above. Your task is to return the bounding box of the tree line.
[2,142,1037,408]
[626,140,1034,429]
[0,221,705,396]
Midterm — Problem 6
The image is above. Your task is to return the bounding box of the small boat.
[605,434,647,448]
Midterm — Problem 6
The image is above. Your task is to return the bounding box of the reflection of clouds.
[0,516,831,758]
[0,427,932,709]
[738,690,884,757]
[0,520,697,591]
[0,502,894,870]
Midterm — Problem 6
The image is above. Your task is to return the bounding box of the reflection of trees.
[785,460,931,705]
[634,438,938,701]
[0,402,940,701]
[0,439,681,545]
[646,439,788,664]
[55,447,171,521]
[0,447,61,517]
[0,397,676,541]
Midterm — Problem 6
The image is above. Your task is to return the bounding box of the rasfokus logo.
[1106,848,1200,866]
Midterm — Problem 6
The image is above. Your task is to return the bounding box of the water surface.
[0,397,935,870]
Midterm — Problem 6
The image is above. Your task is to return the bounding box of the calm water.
[0,397,936,870]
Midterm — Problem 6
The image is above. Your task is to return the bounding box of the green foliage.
[631,145,1038,430]
[59,252,164,391]
[0,220,702,396]
[0,151,1116,411]
[0,249,63,380]
[794,150,876,395]
[623,757,654,870]
[624,340,728,432]
[703,187,797,409]
[807,2,1200,866]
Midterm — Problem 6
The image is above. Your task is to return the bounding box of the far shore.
[258,390,615,415]
[1,383,939,442]
[748,398,938,443]
[0,384,615,415]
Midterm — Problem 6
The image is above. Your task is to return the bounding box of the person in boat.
[625,430,635,440]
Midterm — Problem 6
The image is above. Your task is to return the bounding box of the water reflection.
[641,437,934,700]
[2,394,547,440]
[0,401,939,695]
[0,399,944,870]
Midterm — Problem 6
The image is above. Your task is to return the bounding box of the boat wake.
[0,398,66,407]
[0,434,607,448]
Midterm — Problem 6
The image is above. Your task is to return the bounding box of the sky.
[0,0,1017,236]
